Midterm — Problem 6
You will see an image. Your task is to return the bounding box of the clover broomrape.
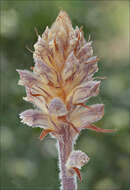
[17,11,114,190]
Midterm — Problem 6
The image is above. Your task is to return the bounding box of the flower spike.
[17,10,115,190]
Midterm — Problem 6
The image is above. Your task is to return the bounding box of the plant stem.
[57,125,77,190]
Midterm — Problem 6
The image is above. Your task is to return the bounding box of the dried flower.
[17,10,114,190]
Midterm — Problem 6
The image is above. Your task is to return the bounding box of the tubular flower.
[17,11,114,190]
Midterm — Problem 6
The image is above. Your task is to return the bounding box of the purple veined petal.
[73,26,86,53]
[33,35,55,70]
[33,58,58,85]
[76,61,98,85]
[23,87,48,113]
[34,35,53,58]
[17,70,53,100]
[66,80,100,107]
[84,56,99,65]
[19,109,51,129]
[65,27,78,56]
[87,63,99,76]
[69,104,104,129]
[81,62,99,83]
[64,61,98,96]
[48,97,68,117]
[62,52,79,81]
[72,81,100,104]
[77,42,93,63]
[16,69,42,88]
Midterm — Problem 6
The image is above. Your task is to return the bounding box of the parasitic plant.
[17,11,114,190]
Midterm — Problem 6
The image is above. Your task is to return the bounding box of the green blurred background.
[0,1,129,190]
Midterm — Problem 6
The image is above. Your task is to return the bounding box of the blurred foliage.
[0,1,129,190]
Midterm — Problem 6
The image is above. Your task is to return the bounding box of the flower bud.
[66,150,90,175]
[48,97,68,117]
